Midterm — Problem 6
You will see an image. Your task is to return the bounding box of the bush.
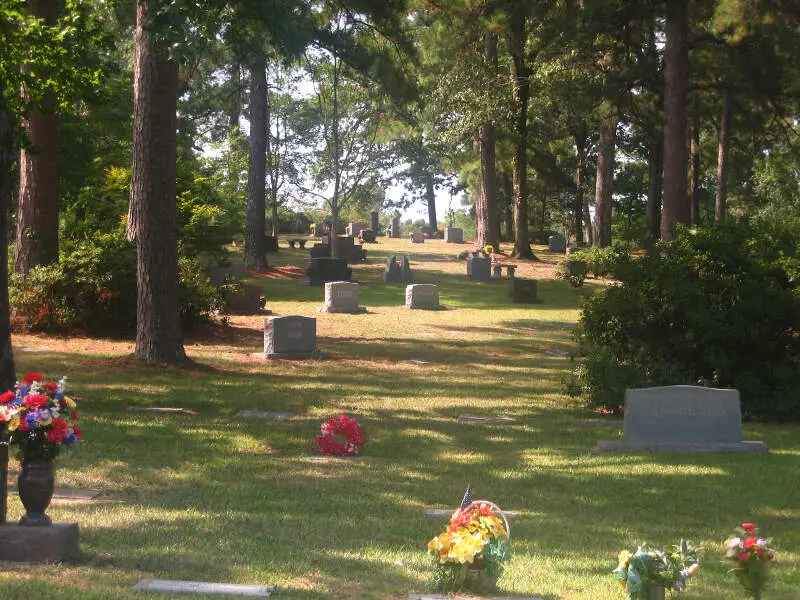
[569,223,800,420]
[568,245,631,279]
[10,234,226,333]
[555,258,587,287]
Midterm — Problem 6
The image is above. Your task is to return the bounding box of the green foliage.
[555,258,588,287]
[9,234,225,332]
[571,224,800,420]
[568,245,631,279]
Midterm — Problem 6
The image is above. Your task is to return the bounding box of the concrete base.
[0,522,80,562]
[263,351,326,360]
[597,440,768,453]
[316,306,367,314]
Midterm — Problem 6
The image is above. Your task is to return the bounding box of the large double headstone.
[318,281,366,313]
[406,284,443,310]
[264,316,318,359]
[598,386,768,453]
[467,257,491,281]
[444,228,463,243]
[305,257,352,286]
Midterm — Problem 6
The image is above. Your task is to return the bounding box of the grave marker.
[318,281,366,313]
[304,257,352,285]
[236,410,294,419]
[598,386,768,453]
[466,257,491,281]
[264,316,318,359]
[508,278,539,303]
[406,284,443,310]
[410,232,425,244]
[444,227,463,243]
[458,414,517,424]
[391,215,401,238]
[133,579,273,597]
[548,234,566,253]
[370,211,379,233]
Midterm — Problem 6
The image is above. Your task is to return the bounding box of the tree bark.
[661,0,690,240]
[715,88,731,222]
[245,53,268,269]
[15,0,61,275]
[646,134,663,239]
[502,170,513,240]
[574,135,585,244]
[128,0,185,363]
[509,13,533,258]
[478,31,499,251]
[689,99,701,226]
[593,101,617,248]
[425,172,437,231]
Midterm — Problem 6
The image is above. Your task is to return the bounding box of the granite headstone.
[304,257,352,285]
[406,284,442,310]
[410,232,425,244]
[370,211,380,233]
[319,281,366,313]
[508,278,539,303]
[467,257,491,281]
[548,234,566,253]
[444,228,463,243]
[264,316,317,359]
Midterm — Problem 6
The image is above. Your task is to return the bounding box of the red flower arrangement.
[315,414,364,456]
[725,522,775,599]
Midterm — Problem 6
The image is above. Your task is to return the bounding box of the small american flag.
[459,484,472,509]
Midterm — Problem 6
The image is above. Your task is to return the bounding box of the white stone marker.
[133,579,273,597]
[318,281,366,313]
[458,414,517,424]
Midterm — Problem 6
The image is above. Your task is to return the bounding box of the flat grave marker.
[133,579,273,597]
[127,406,198,416]
[424,508,519,521]
[458,414,517,424]
[598,385,768,453]
[409,594,542,600]
[236,410,294,420]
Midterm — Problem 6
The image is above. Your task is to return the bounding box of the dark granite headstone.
[226,284,266,315]
[508,279,539,303]
[263,235,279,252]
[359,229,376,243]
[548,234,566,253]
[410,232,425,244]
[400,256,413,281]
[391,215,401,238]
[0,522,80,562]
[370,211,379,233]
[598,386,767,453]
[444,228,463,243]
[310,244,331,259]
[467,257,491,281]
[264,316,317,359]
[305,257,352,285]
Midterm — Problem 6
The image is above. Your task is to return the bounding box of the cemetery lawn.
[3,238,800,600]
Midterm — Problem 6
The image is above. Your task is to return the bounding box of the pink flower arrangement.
[725,523,775,599]
[315,414,364,456]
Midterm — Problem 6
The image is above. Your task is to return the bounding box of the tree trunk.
[245,53,267,269]
[661,0,690,240]
[689,99,701,226]
[646,134,663,239]
[502,170,513,240]
[510,15,533,258]
[478,31,499,251]
[128,0,185,363]
[574,135,585,244]
[593,101,617,248]
[15,0,61,275]
[228,60,241,131]
[425,172,437,231]
[715,88,731,222]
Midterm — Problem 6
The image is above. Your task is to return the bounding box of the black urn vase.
[18,457,55,526]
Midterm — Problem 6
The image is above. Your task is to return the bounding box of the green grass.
[3,237,800,599]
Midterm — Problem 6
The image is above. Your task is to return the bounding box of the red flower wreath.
[315,414,365,456]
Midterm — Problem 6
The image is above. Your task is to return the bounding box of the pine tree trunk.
[425,173,437,231]
[0,85,17,392]
[646,135,663,239]
[510,14,532,258]
[715,88,731,222]
[574,136,585,244]
[689,99,701,226]
[245,53,267,269]
[129,0,185,363]
[593,102,617,248]
[15,0,61,275]
[228,60,241,131]
[661,0,690,240]
[478,31,499,251]
[502,171,513,240]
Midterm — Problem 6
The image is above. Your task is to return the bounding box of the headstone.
[508,278,539,303]
[406,284,442,310]
[370,211,379,233]
[359,229,376,243]
[444,228,463,243]
[209,262,245,286]
[598,386,768,453]
[226,284,266,315]
[264,316,318,359]
[400,256,413,281]
[466,257,491,281]
[319,281,366,313]
[263,235,279,253]
[304,257,352,286]
[391,215,401,238]
[0,522,80,562]
[420,226,433,236]
[568,260,588,278]
[548,234,566,253]
[410,232,425,244]
[346,222,368,237]
[566,246,581,256]
[309,244,331,259]
[133,580,273,597]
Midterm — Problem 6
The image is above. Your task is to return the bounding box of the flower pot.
[18,457,55,526]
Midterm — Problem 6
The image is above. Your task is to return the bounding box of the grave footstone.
[548,234,566,253]
[318,281,366,313]
[424,508,519,521]
[598,386,768,453]
[406,284,443,310]
[509,278,539,303]
[444,227,463,243]
[410,232,425,244]
[264,316,318,359]
[133,579,273,597]
[304,257,352,286]
[466,257,491,281]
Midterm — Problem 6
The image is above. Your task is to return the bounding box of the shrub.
[568,244,631,279]
[569,224,800,420]
[555,258,588,287]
